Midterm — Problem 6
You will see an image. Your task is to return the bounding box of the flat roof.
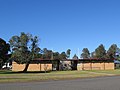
[34,58,114,61]
[31,58,114,64]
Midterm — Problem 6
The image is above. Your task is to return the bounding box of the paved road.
[0,76,120,90]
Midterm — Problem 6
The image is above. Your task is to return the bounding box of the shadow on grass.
[0,78,27,80]
[0,70,52,74]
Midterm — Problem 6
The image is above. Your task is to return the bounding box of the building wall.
[12,61,114,71]
[105,63,114,70]
[77,62,114,70]
[12,62,52,71]
[12,62,25,71]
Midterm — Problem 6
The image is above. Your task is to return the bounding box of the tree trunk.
[23,62,30,72]
[56,60,60,71]
[0,64,2,69]
[0,62,4,69]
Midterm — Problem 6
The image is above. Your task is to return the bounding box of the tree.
[9,32,40,72]
[81,48,90,59]
[94,44,106,59]
[41,48,53,59]
[72,54,78,59]
[35,54,42,58]
[60,52,67,59]
[0,38,10,68]
[107,44,117,59]
[66,49,71,59]
[53,52,60,60]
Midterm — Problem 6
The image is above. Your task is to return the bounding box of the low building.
[58,59,114,70]
[77,59,114,70]
[12,58,115,71]
[12,59,52,71]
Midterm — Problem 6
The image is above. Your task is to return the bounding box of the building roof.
[31,58,114,64]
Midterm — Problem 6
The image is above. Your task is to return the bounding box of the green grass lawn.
[0,70,120,83]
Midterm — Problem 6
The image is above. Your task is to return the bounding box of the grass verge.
[0,70,120,83]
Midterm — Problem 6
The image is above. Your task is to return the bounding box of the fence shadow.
[0,70,51,74]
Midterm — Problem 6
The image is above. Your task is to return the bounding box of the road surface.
[0,76,120,90]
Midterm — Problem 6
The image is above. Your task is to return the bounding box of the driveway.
[0,76,120,90]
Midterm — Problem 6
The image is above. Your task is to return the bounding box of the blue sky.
[0,0,120,58]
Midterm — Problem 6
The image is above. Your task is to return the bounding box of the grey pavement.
[0,76,120,90]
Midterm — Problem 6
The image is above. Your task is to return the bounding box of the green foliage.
[94,44,106,59]
[107,44,117,59]
[34,53,42,59]
[0,38,10,68]
[60,52,67,59]
[41,48,53,59]
[81,48,90,59]
[9,32,40,71]
[41,48,68,60]
[72,54,78,59]
[66,49,71,58]
[53,52,60,60]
